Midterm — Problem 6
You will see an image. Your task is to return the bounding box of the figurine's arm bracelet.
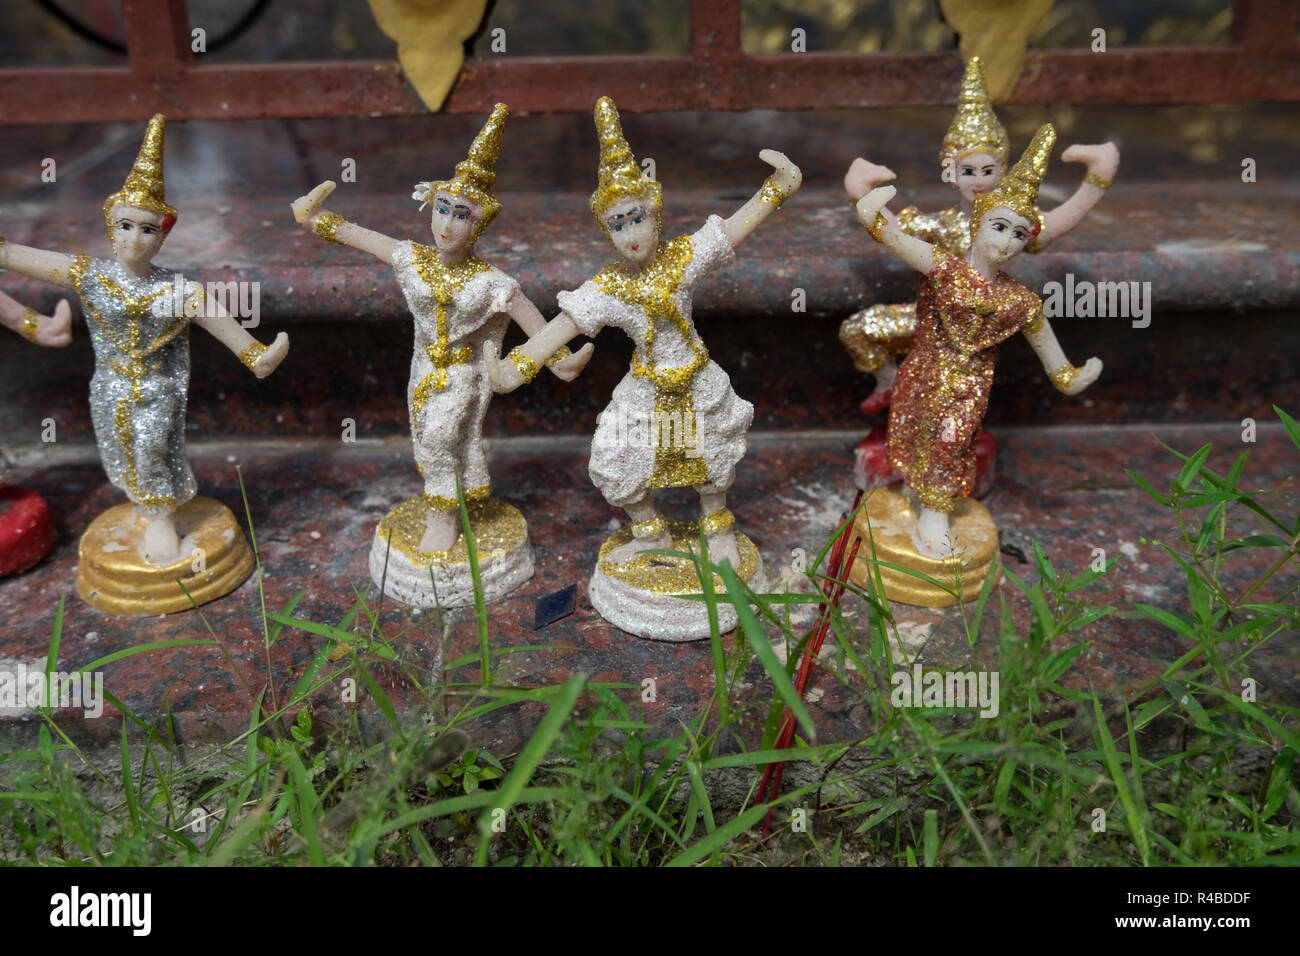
[1083,172,1112,191]
[758,176,790,209]
[1049,363,1082,393]
[509,346,541,383]
[313,211,348,244]
[545,345,573,367]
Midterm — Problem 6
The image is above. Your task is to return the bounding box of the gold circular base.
[76,497,255,615]
[846,487,1000,607]
[596,519,760,593]
[373,495,529,566]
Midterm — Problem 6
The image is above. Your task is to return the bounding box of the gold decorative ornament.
[1049,363,1081,393]
[103,113,177,241]
[589,97,663,231]
[20,307,39,342]
[699,507,735,535]
[864,211,890,243]
[758,176,789,209]
[1083,172,1113,191]
[940,57,1010,165]
[545,345,573,367]
[238,341,267,371]
[630,513,669,539]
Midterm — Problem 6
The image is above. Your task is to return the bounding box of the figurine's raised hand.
[292,181,336,225]
[1061,143,1119,180]
[549,342,594,383]
[760,149,802,196]
[483,340,524,394]
[856,185,896,228]
[35,299,73,347]
[844,158,896,202]
[1063,356,1103,396]
[252,332,289,379]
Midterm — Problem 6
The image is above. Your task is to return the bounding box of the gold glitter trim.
[545,345,572,367]
[238,341,267,371]
[1083,171,1112,191]
[597,520,759,593]
[103,114,177,242]
[971,123,1055,243]
[864,211,889,242]
[941,58,1009,166]
[590,97,663,222]
[630,513,668,539]
[509,346,540,384]
[1049,363,1081,393]
[759,176,789,209]
[20,307,39,342]
[421,485,491,514]
[314,211,346,244]
[376,494,521,564]
[699,508,734,535]
[1022,306,1045,335]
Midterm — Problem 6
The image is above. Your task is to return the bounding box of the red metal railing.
[0,0,1296,123]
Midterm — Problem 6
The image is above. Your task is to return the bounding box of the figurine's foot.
[705,528,742,568]
[141,514,183,566]
[604,529,674,565]
[915,507,957,560]
[418,509,459,553]
[859,386,893,416]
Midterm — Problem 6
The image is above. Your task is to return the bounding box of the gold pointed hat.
[941,57,1009,165]
[421,103,507,240]
[589,96,661,225]
[971,122,1055,240]
[103,113,178,240]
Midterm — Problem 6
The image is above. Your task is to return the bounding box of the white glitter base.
[368,529,534,609]
[589,557,767,642]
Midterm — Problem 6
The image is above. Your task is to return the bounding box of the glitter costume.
[390,240,519,509]
[557,214,754,508]
[70,254,204,517]
[887,247,1041,513]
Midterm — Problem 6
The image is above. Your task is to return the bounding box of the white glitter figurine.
[292,103,593,609]
[486,96,801,641]
[0,114,290,614]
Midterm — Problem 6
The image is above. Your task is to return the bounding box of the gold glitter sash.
[408,245,492,435]
[593,237,710,488]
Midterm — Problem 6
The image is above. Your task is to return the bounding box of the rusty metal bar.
[0,0,1296,123]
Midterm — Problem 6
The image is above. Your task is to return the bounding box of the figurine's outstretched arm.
[844,158,900,227]
[190,289,288,379]
[502,289,593,383]
[855,186,935,275]
[0,290,72,346]
[1036,143,1119,250]
[291,181,401,264]
[1023,313,1102,396]
[0,239,78,291]
[484,310,584,394]
[720,150,802,248]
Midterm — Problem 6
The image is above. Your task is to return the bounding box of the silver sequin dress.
[71,254,203,517]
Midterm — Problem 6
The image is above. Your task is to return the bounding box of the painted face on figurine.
[603,199,659,268]
[109,204,169,273]
[973,206,1034,266]
[952,151,1004,204]
[430,190,482,256]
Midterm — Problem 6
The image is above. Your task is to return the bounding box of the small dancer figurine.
[291,103,592,609]
[0,292,72,576]
[839,56,1118,493]
[487,96,801,641]
[848,124,1102,606]
[0,114,289,614]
